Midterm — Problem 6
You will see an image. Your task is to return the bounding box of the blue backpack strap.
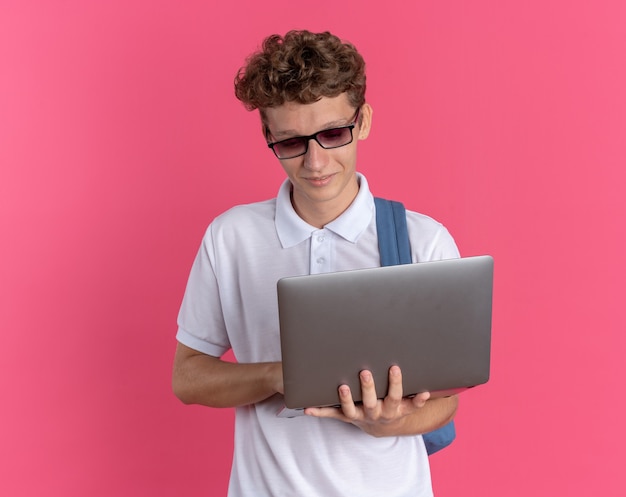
[422,421,456,456]
[374,198,412,265]
[374,197,456,456]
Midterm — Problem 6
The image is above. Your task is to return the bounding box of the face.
[263,94,372,227]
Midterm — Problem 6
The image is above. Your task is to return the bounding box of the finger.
[304,405,346,420]
[376,365,403,418]
[386,365,403,401]
[359,370,379,412]
[337,384,360,419]
[411,391,431,408]
[305,384,360,421]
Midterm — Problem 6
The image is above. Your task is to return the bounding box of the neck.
[290,184,359,229]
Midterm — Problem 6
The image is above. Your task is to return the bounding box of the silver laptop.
[277,255,493,414]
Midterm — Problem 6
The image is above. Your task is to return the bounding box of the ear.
[356,103,373,140]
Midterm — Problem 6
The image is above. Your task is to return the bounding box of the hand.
[304,365,431,437]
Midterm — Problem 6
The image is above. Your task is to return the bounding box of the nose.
[303,138,329,171]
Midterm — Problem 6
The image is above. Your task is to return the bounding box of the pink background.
[1,1,625,495]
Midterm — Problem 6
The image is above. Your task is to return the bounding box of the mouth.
[304,173,335,186]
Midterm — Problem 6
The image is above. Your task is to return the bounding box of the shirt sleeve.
[176,224,231,357]
[405,210,461,262]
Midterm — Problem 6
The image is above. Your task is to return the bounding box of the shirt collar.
[275,173,375,248]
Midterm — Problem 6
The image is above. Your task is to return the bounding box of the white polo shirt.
[177,174,459,497]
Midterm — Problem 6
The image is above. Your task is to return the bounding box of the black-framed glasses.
[267,107,361,160]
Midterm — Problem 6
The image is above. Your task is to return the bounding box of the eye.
[319,128,346,141]
[278,138,304,149]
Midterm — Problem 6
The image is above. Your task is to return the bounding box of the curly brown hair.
[234,30,366,115]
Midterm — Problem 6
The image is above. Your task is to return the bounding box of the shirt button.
[316,257,325,264]
[317,236,325,243]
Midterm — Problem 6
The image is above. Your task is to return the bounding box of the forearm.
[172,343,282,408]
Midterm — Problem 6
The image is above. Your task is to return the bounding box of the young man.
[173,30,460,496]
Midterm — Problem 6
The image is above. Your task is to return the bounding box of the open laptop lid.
[277,255,493,412]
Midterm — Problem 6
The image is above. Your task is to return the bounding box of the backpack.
[374,197,456,456]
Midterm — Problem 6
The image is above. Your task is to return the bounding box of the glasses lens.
[317,127,353,148]
[273,137,306,159]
